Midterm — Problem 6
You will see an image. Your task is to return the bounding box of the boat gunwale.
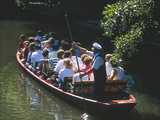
[16,50,136,111]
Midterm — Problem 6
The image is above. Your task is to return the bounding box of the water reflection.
[19,73,160,120]
[19,74,82,120]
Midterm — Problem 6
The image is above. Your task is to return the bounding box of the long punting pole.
[64,12,88,120]
[64,12,73,41]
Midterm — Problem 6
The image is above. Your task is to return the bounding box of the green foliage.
[101,0,154,66]
[114,23,143,59]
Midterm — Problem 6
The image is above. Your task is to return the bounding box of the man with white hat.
[81,42,106,100]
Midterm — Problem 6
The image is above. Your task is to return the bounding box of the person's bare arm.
[108,69,116,80]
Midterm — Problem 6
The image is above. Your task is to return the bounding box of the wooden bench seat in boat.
[63,78,127,94]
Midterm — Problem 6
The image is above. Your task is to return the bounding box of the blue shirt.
[35,35,44,42]
[92,53,104,70]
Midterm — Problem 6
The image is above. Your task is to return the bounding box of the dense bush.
[101,0,154,66]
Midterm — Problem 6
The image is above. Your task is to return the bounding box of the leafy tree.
[101,0,154,67]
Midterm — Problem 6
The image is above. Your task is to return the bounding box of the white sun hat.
[92,42,102,50]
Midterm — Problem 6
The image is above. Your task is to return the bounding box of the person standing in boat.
[81,42,106,100]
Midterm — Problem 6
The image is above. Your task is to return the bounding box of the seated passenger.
[21,40,30,62]
[105,54,113,78]
[57,49,64,60]
[49,33,60,50]
[81,55,93,75]
[48,32,56,38]
[35,30,44,42]
[42,34,49,41]
[53,38,60,51]
[58,59,74,87]
[26,42,35,65]
[42,37,54,52]
[60,40,72,51]
[48,49,64,70]
[30,45,44,69]
[34,39,41,49]
[73,55,94,82]
[54,50,72,73]
[18,34,27,49]
[28,36,35,43]
[80,54,89,62]
[70,48,83,72]
[108,62,125,81]
[41,49,50,77]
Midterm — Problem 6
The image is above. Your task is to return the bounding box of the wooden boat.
[16,49,136,115]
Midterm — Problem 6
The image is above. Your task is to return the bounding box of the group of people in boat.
[18,30,126,100]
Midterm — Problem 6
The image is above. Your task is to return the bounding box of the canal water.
[0,19,160,120]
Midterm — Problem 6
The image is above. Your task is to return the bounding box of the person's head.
[28,36,35,43]
[48,32,56,38]
[63,59,72,69]
[23,41,30,48]
[48,37,55,43]
[92,42,102,53]
[37,30,43,36]
[57,49,64,59]
[81,54,90,63]
[42,48,49,57]
[19,34,27,41]
[35,39,41,45]
[83,56,92,66]
[63,50,72,58]
[70,48,76,56]
[60,40,72,50]
[44,37,54,48]
[29,42,35,51]
[105,54,112,62]
[35,45,41,50]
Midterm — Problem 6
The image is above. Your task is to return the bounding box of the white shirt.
[58,68,74,82]
[86,50,94,57]
[73,72,94,83]
[105,61,113,76]
[71,56,83,72]
[54,59,64,73]
[54,57,81,73]
[31,50,43,68]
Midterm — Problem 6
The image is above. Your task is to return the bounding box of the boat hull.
[16,51,136,115]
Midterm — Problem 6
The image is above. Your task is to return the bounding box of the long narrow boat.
[16,48,136,115]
